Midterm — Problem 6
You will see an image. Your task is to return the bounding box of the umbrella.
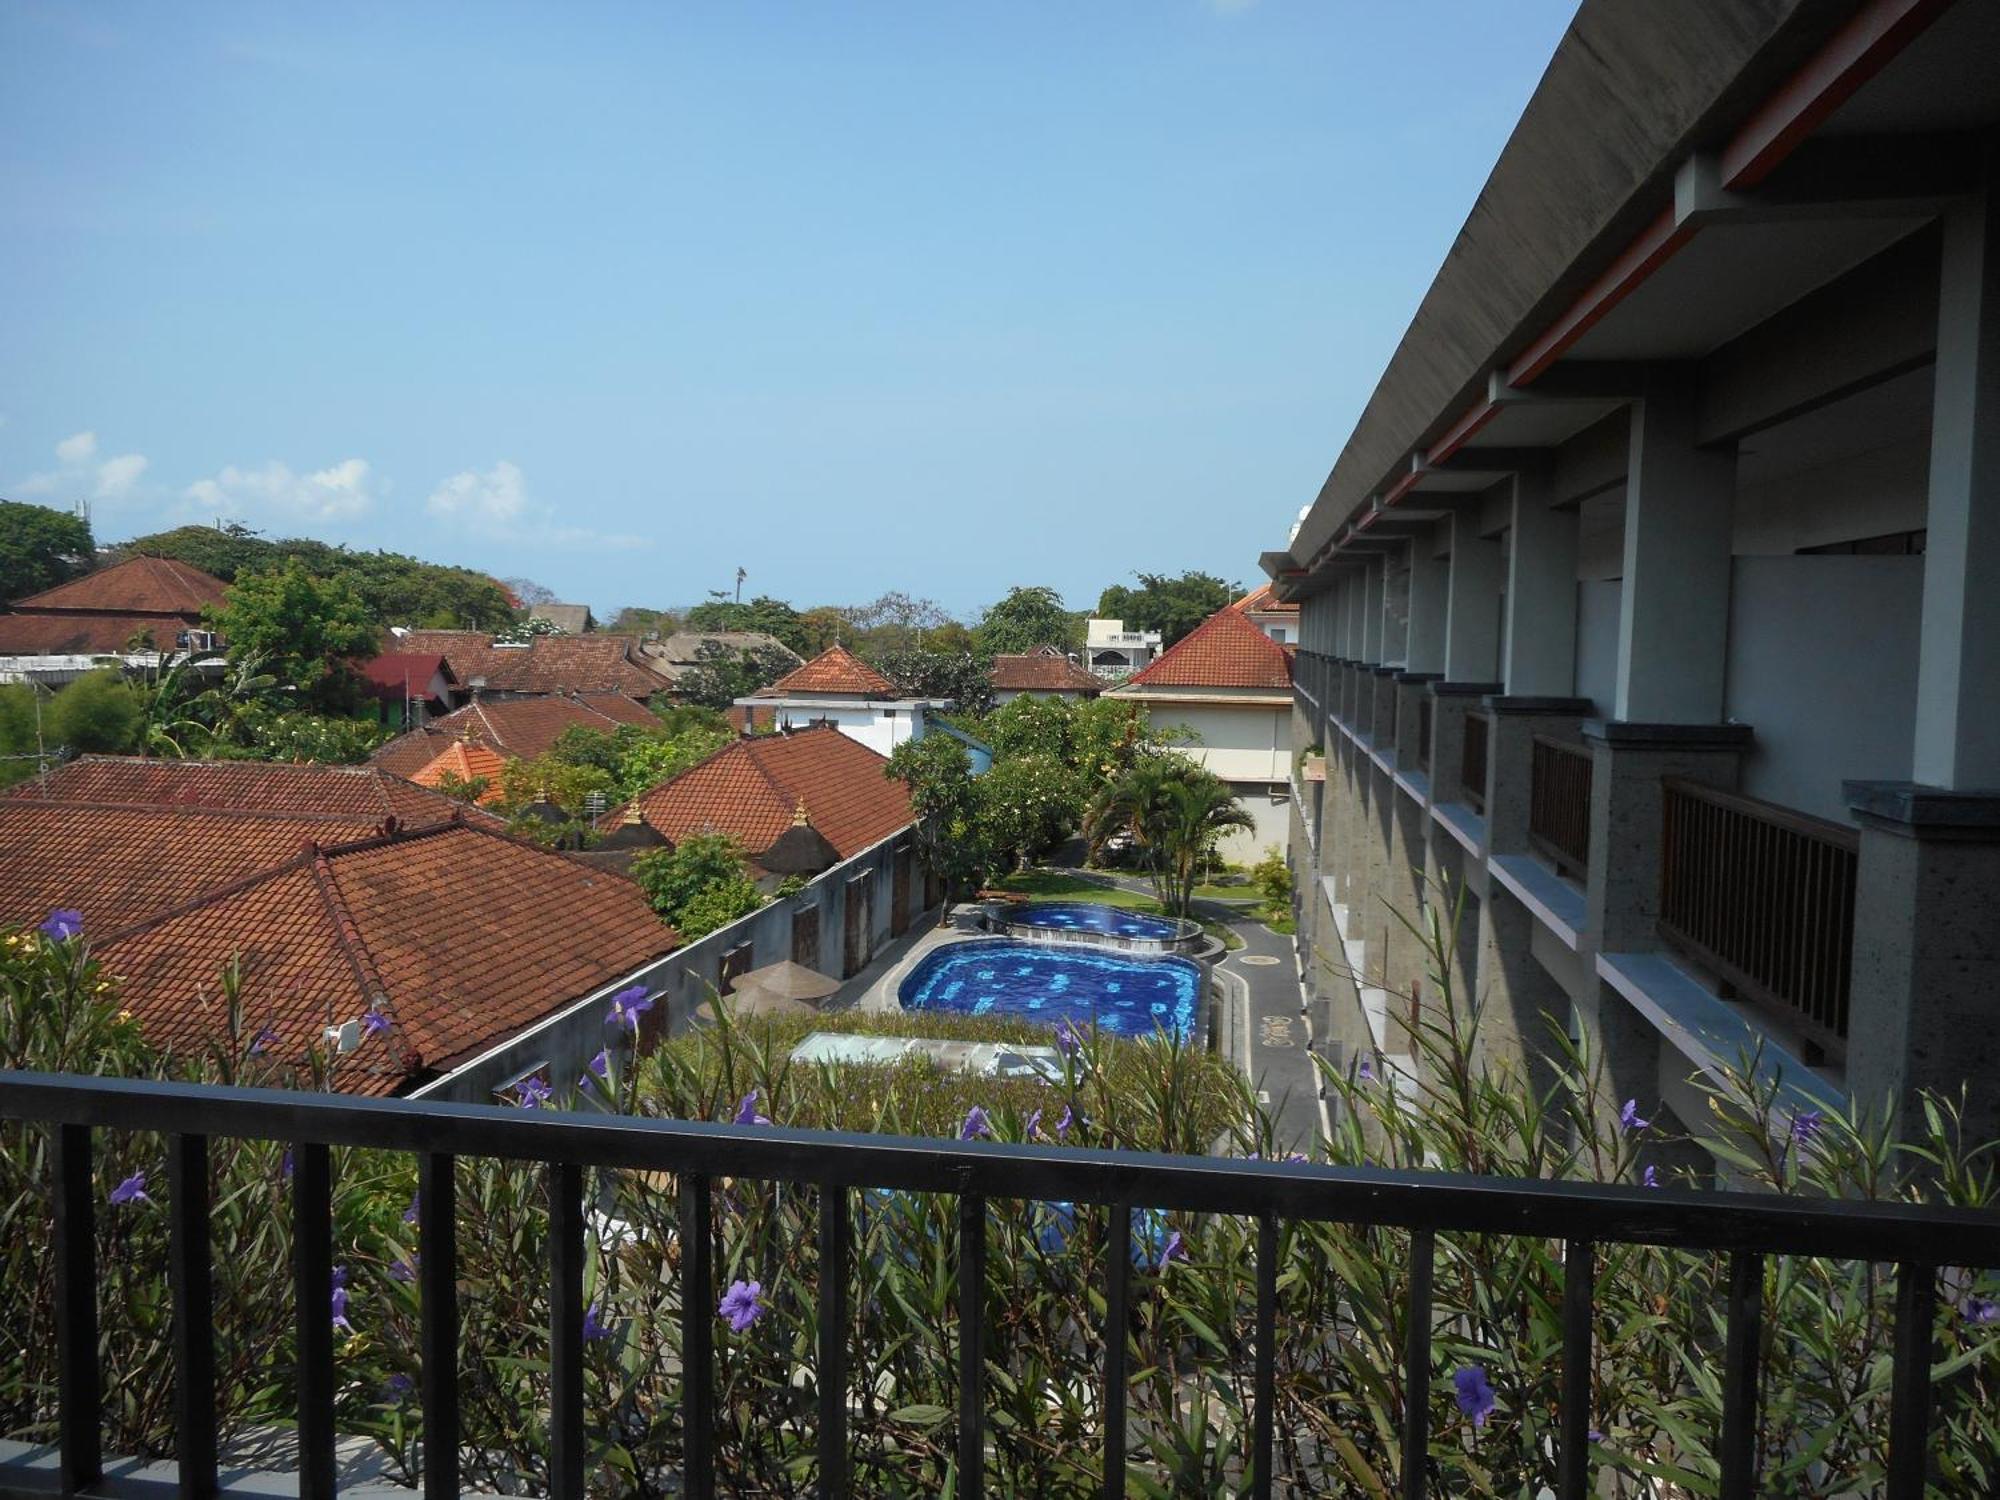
[730,960,841,1005]
[694,989,819,1025]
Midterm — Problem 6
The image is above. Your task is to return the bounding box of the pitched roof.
[527,603,594,634]
[391,629,665,697]
[410,741,509,804]
[356,652,454,703]
[370,694,659,777]
[1231,583,1299,617]
[0,800,398,938]
[95,821,681,1096]
[605,723,912,860]
[754,645,895,698]
[1120,605,1295,692]
[640,631,803,682]
[5,755,500,826]
[13,556,228,616]
[991,653,1104,695]
[0,612,196,656]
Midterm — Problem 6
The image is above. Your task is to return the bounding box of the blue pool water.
[899,938,1199,1041]
[1005,901,1183,941]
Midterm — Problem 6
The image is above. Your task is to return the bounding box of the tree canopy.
[676,640,799,712]
[872,647,994,716]
[975,585,1080,655]
[681,595,811,656]
[1096,570,1241,649]
[0,501,94,604]
[205,560,378,711]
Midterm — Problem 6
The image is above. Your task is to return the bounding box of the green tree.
[976,752,1080,871]
[872,647,994,716]
[206,560,377,710]
[673,877,765,939]
[1096,570,1241,648]
[604,605,682,637]
[676,640,797,711]
[0,501,94,604]
[975,585,1080,655]
[794,605,852,657]
[1085,757,1252,915]
[629,832,764,935]
[682,595,809,655]
[886,733,984,903]
[45,669,144,755]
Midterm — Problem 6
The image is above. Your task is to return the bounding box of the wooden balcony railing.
[1658,778,1861,1057]
[1461,711,1490,814]
[1416,696,1433,776]
[1528,736,1593,881]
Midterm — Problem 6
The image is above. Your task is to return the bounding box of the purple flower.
[608,985,653,1030]
[362,1008,391,1039]
[1358,1055,1375,1082]
[403,1190,421,1224]
[1642,1165,1660,1189]
[331,1267,353,1333]
[280,1148,294,1181]
[1588,1428,1604,1443]
[1023,1108,1043,1139]
[389,1255,418,1284]
[1619,1099,1649,1133]
[718,1279,765,1332]
[1055,1019,1083,1058]
[38,908,83,942]
[1055,1105,1074,1141]
[1158,1230,1187,1270]
[1790,1109,1823,1148]
[960,1105,992,1141]
[108,1171,149,1207]
[1452,1365,1496,1428]
[583,1302,613,1342]
[1963,1295,2000,1325]
[249,1024,279,1056]
[588,1048,610,1079]
[732,1090,771,1126]
[1285,1152,1309,1166]
[515,1075,553,1109]
[383,1373,414,1401]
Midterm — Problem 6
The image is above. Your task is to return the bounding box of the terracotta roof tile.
[393,630,664,697]
[991,653,1104,694]
[356,653,454,703]
[0,613,197,655]
[755,645,895,698]
[604,723,912,860]
[1121,605,1294,691]
[410,742,509,803]
[96,821,681,1096]
[371,694,659,777]
[5,755,500,827]
[1231,583,1299,616]
[11,556,229,615]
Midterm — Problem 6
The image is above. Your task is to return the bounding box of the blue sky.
[1,1,1575,620]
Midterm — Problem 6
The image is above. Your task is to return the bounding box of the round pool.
[1005,901,1185,942]
[898,938,1201,1042]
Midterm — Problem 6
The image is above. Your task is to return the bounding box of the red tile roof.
[371,694,659,777]
[5,755,499,827]
[95,821,681,1096]
[755,645,895,698]
[1121,604,1295,691]
[356,652,454,704]
[1231,583,1299,616]
[991,653,1104,695]
[0,800,397,938]
[392,630,664,697]
[604,723,912,860]
[0,612,197,655]
[410,741,508,803]
[12,556,229,616]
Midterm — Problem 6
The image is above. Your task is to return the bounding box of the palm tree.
[1086,757,1252,917]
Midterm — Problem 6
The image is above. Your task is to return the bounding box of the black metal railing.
[1659,777,1860,1057]
[4,1070,1996,1500]
[1528,735,1593,881]
[1461,711,1490,814]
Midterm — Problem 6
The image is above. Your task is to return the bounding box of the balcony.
[1460,710,1490,815]
[1657,778,1860,1063]
[4,1070,1996,1498]
[1527,736,1593,883]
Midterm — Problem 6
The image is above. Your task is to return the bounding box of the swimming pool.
[898,938,1201,1042]
[1004,901,1185,941]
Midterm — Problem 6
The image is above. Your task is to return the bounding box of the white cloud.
[16,429,151,503]
[426,460,529,525]
[184,457,376,522]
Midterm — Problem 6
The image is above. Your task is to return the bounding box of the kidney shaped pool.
[898,938,1200,1042]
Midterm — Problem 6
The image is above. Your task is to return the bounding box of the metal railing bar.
[3,1073,1996,1263]
[1718,1249,1762,1498]
[1400,1228,1435,1500]
[418,1153,459,1500]
[292,1142,336,1500]
[1661,775,1859,850]
[168,1133,217,1500]
[1556,1238,1593,1500]
[679,1173,714,1500]
[548,1160,585,1500]
[957,1193,987,1500]
[1252,1214,1278,1500]
[817,1183,849,1500]
[1104,1199,1131,1499]
[51,1124,101,1495]
[1886,1261,1937,1500]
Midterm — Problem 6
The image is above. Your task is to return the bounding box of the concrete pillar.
[1406,530,1450,677]
[1615,370,1736,723]
[1503,466,1580,698]
[1482,698,1592,859]
[1380,549,1411,667]
[1361,559,1384,665]
[1475,886,1568,1100]
[1429,682,1501,818]
[1443,509,1503,685]
[1914,183,2000,790]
